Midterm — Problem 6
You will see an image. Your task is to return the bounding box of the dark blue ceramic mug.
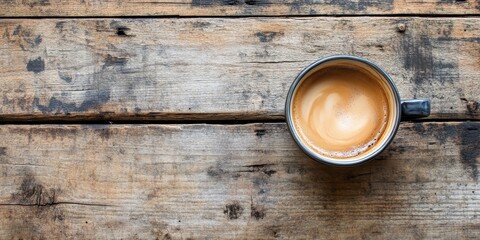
[285,55,430,166]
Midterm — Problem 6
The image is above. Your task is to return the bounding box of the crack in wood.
[0,202,114,207]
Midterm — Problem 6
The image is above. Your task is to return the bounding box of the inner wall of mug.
[289,58,400,164]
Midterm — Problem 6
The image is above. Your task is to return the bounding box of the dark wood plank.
[0,18,479,121]
[0,0,479,17]
[0,122,479,238]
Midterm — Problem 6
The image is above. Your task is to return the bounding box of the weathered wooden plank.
[0,122,478,239]
[0,0,479,17]
[0,18,479,121]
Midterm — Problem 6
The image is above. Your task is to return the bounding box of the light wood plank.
[0,18,479,121]
[0,122,479,239]
[0,0,479,17]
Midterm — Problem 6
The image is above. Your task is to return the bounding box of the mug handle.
[401,98,431,118]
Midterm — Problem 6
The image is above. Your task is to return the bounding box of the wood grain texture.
[0,0,479,17]
[0,122,479,239]
[0,18,479,121]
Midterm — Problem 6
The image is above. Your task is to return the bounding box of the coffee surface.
[292,66,389,159]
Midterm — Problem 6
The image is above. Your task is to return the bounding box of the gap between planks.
[1,14,480,19]
[0,119,478,126]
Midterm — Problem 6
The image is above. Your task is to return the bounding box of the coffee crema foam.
[292,66,389,159]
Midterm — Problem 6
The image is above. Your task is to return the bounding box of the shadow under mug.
[285,55,430,166]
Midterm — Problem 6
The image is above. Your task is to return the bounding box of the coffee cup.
[285,55,430,166]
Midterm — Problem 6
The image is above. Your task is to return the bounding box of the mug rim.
[285,55,402,166]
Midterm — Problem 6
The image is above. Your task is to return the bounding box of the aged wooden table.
[0,1,479,239]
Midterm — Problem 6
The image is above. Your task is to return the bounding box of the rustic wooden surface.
[0,18,479,121]
[0,122,479,239]
[0,0,479,17]
[1,0,479,238]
